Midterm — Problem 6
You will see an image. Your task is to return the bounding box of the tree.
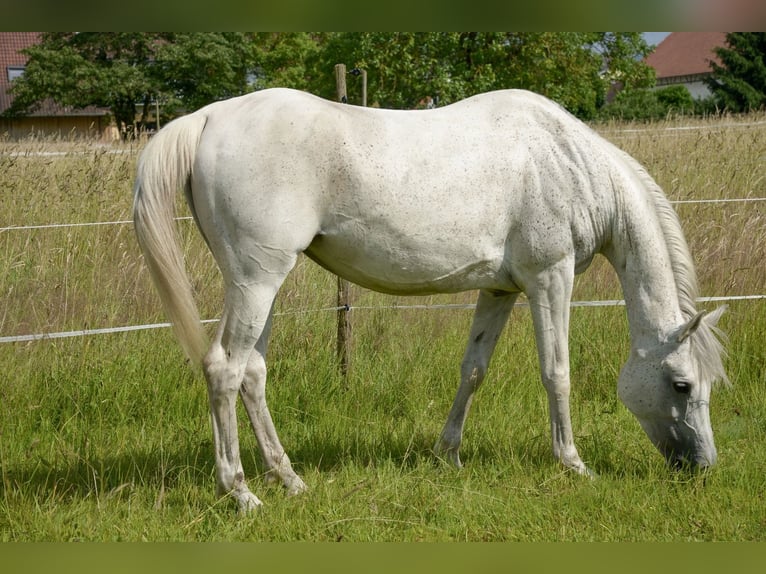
[249,33,327,91]
[307,33,442,108]
[150,33,257,113]
[304,33,653,119]
[705,33,766,112]
[6,32,657,133]
[6,33,257,137]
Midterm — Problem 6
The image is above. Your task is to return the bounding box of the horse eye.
[673,381,691,394]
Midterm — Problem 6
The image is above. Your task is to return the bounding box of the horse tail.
[132,111,209,365]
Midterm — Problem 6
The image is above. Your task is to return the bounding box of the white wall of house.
[656,75,714,100]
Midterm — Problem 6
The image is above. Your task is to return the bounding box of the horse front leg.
[526,258,594,477]
[434,290,517,467]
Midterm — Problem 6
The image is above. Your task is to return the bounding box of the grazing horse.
[133,88,728,512]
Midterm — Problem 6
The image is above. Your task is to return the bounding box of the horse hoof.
[433,443,463,468]
[285,476,308,496]
[572,463,597,480]
[237,492,263,514]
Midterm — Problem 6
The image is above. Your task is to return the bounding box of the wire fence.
[1,187,764,344]
[2,295,765,345]
[1,198,765,234]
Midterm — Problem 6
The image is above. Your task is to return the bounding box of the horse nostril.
[698,452,717,469]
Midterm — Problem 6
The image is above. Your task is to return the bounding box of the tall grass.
[0,115,764,541]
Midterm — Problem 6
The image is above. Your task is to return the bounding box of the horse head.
[617,307,728,470]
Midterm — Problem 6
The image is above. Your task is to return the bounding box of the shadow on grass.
[1,440,216,502]
[1,423,667,509]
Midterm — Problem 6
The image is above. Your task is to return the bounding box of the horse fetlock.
[558,452,595,478]
[433,438,463,468]
[265,467,307,496]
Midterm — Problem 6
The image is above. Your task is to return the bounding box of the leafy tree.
[6,32,657,134]
[705,33,766,112]
[307,33,440,108]
[151,33,257,112]
[6,33,152,136]
[6,32,257,137]
[249,32,328,91]
[305,32,653,119]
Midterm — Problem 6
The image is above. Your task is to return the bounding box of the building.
[0,32,116,139]
[645,32,727,100]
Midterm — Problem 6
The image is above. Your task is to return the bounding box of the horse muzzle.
[641,418,718,470]
[666,447,717,470]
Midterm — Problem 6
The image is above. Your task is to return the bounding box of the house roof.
[0,32,108,117]
[645,32,727,80]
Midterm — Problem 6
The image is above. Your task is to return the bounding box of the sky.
[642,32,671,47]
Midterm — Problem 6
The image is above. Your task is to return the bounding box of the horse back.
[192,88,620,294]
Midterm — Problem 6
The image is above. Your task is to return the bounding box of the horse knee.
[541,368,570,395]
[203,346,244,397]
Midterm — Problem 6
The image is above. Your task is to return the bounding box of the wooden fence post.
[333,64,368,382]
[334,64,352,382]
[335,63,348,103]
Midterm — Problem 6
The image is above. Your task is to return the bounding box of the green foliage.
[705,33,766,113]
[6,33,257,137]
[6,33,655,129]
[250,33,328,92]
[656,84,695,111]
[599,89,665,121]
[305,33,654,119]
[598,85,712,121]
[151,33,257,112]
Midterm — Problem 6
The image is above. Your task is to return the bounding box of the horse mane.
[621,151,730,387]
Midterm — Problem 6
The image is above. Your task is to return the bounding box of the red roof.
[645,32,727,79]
[0,32,107,117]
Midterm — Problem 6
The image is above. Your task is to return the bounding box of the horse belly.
[304,227,512,295]
[304,156,520,294]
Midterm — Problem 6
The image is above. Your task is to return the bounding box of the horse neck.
[605,182,687,349]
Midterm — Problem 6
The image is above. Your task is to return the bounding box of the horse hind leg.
[238,305,306,496]
[434,290,518,467]
[203,273,291,513]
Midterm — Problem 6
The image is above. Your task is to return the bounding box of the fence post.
[334,64,352,382]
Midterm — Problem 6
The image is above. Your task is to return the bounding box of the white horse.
[133,88,728,512]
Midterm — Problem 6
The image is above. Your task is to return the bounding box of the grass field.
[1,112,764,541]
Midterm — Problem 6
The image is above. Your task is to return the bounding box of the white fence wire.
[2,198,765,233]
[1,191,763,344]
[2,295,764,345]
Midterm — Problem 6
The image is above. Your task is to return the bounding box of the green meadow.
[1,113,764,541]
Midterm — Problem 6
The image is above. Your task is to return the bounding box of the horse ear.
[675,306,728,343]
[676,311,706,344]
[703,305,728,329]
